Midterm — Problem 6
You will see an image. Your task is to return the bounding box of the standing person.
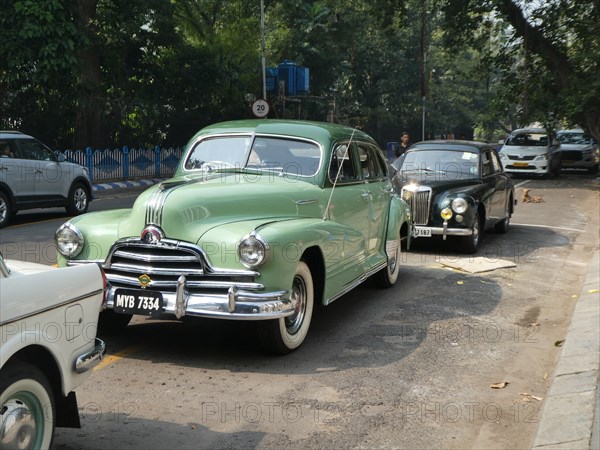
[395,132,411,158]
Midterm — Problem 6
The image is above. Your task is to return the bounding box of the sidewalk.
[531,248,600,449]
[92,178,164,192]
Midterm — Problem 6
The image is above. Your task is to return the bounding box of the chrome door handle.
[362,191,372,198]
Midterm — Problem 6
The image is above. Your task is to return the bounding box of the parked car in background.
[0,131,93,228]
[391,140,515,254]
[55,120,412,354]
[0,253,105,449]
[557,129,599,173]
[498,127,561,177]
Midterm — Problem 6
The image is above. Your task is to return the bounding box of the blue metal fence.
[58,145,184,182]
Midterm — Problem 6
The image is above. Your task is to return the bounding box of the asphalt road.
[1,171,598,449]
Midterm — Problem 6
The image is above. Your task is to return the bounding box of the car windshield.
[394,149,479,179]
[558,132,592,145]
[505,132,548,146]
[184,135,321,177]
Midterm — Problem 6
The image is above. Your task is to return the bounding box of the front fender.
[198,218,361,293]
[56,209,132,266]
[387,195,412,248]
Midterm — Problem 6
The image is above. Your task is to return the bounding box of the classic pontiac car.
[0,254,105,449]
[55,120,412,353]
[391,140,515,253]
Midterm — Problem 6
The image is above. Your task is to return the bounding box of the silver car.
[498,127,562,177]
[0,131,93,228]
[557,129,599,173]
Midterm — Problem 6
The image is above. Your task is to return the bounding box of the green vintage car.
[55,120,412,353]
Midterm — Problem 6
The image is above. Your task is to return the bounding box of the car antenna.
[323,126,357,221]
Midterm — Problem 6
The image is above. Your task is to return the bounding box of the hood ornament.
[141,225,165,244]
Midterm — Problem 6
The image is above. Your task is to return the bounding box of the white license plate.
[414,227,432,238]
[113,288,164,316]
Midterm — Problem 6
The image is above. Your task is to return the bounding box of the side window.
[17,139,56,161]
[329,144,358,183]
[357,143,386,180]
[0,140,17,159]
[481,151,493,177]
[490,151,502,173]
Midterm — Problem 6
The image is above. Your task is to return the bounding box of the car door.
[356,142,390,268]
[481,149,506,222]
[326,142,371,283]
[17,138,67,201]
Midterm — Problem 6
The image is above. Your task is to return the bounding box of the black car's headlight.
[55,223,84,257]
[451,198,468,214]
[238,232,269,268]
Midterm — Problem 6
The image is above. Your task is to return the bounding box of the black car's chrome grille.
[402,186,432,225]
[103,239,261,292]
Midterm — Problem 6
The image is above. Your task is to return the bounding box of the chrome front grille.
[402,186,432,225]
[103,239,262,292]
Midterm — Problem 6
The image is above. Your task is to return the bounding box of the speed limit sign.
[252,99,270,118]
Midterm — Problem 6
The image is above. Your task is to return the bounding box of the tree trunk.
[74,0,103,149]
[496,0,600,143]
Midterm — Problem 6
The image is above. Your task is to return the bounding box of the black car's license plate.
[113,288,164,316]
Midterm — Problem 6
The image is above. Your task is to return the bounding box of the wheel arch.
[3,345,80,427]
[0,182,16,208]
[301,245,325,306]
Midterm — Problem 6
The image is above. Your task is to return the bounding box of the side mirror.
[57,154,66,162]
[498,139,504,145]
[552,139,560,146]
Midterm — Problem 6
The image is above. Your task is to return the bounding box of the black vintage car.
[391,140,515,253]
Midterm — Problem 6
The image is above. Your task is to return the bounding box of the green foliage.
[1,0,598,147]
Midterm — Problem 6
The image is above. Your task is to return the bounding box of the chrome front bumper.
[105,277,293,321]
[414,224,473,240]
[75,338,106,374]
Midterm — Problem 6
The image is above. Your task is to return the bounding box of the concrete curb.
[92,178,164,191]
[532,249,600,449]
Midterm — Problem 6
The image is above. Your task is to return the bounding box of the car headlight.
[55,223,84,257]
[238,232,268,268]
[451,198,468,214]
[534,153,549,161]
[499,153,507,160]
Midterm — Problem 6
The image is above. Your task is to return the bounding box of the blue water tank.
[278,60,297,96]
[266,67,277,93]
[296,66,309,94]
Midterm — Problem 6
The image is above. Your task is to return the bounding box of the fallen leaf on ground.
[555,340,565,347]
[490,381,509,389]
[588,289,598,294]
[529,322,540,327]
[543,373,548,380]
[457,281,464,285]
[519,392,543,401]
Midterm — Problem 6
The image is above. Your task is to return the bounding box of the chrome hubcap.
[285,275,307,335]
[0,398,38,449]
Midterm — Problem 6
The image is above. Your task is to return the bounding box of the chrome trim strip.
[75,338,106,374]
[108,263,204,276]
[105,273,263,290]
[295,199,317,205]
[112,250,198,263]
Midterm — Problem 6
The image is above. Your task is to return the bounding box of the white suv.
[0,131,93,228]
